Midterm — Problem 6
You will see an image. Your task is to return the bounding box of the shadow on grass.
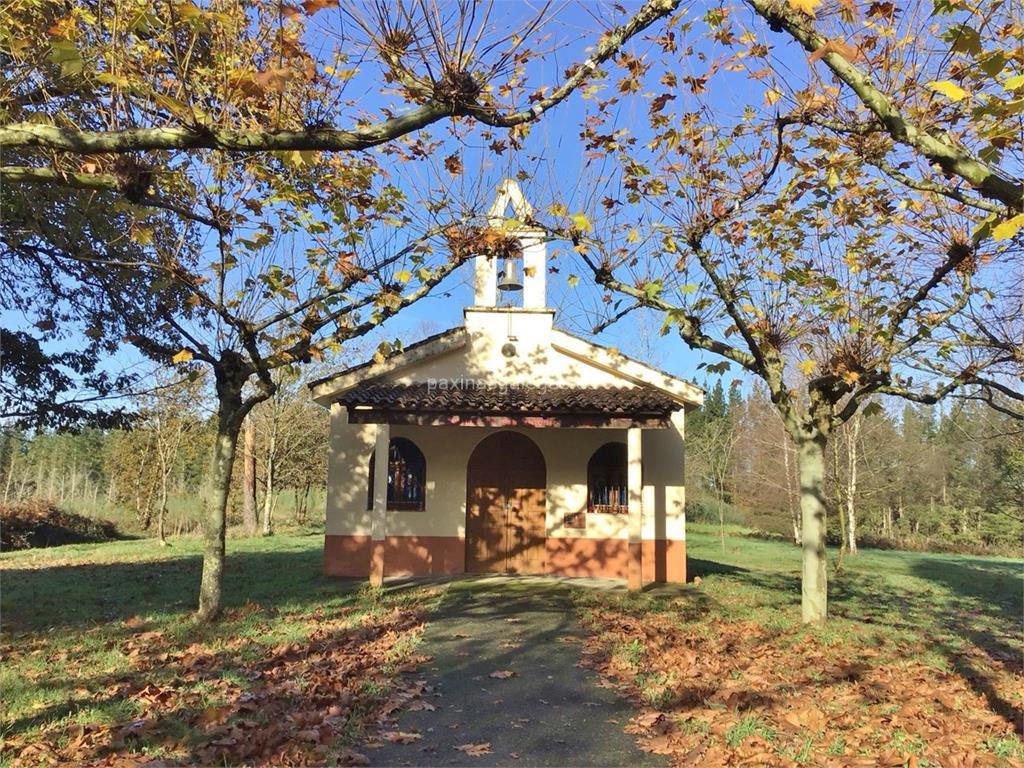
[688,557,750,580]
[678,543,1022,737]
[909,557,1024,736]
[830,559,1024,736]
[2,539,363,633]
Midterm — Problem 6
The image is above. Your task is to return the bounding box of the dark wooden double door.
[466,431,547,574]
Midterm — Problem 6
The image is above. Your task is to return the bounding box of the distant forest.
[2,376,1021,556]
[687,381,1023,556]
[0,370,327,540]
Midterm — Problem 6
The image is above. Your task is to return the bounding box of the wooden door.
[466,432,546,574]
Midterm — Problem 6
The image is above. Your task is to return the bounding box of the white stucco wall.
[381,309,627,388]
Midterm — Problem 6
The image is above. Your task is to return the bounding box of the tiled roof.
[337,383,682,415]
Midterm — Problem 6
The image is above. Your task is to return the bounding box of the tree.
[246,366,329,532]
[141,372,207,545]
[1,0,687,621]
[572,176,1012,626]
[732,385,802,544]
[532,0,1020,622]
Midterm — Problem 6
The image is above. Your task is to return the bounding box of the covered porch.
[327,383,688,590]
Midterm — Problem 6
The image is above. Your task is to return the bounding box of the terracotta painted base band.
[545,537,686,583]
[369,539,385,586]
[324,534,686,583]
[627,541,643,590]
[324,534,465,578]
[642,538,687,584]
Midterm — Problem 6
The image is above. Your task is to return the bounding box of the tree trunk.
[196,370,248,623]
[846,415,859,555]
[242,418,258,536]
[261,427,276,536]
[782,435,800,546]
[158,474,168,546]
[3,446,14,504]
[832,438,847,572]
[797,432,828,623]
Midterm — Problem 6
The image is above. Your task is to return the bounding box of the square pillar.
[474,255,497,307]
[627,426,643,590]
[370,422,390,586]
[521,236,546,309]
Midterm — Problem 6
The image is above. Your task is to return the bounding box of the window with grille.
[366,438,426,511]
[587,442,629,514]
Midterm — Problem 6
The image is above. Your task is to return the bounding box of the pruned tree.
[527,0,1021,622]
[1,0,686,621]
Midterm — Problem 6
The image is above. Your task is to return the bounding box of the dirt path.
[369,578,664,767]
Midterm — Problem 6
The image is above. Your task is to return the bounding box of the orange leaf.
[383,731,421,744]
[301,0,338,14]
[456,743,493,756]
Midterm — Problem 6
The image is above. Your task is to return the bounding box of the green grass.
[0,533,439,764]
[16,488,328,539]
[725,715,776,748]
[1,533,334,631]
[683,522,1022,647]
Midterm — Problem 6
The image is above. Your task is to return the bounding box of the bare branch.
[746,0,1023,211]
[1,166,229,232]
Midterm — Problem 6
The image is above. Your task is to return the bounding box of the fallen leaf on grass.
[499,641,523,649]
[782,706,827,732]
[489,670,517,679]
[456,742,493,756]
[383,731,422,743]
[634,711,665,728]
[641,734,676,755]
[196,705,233,728]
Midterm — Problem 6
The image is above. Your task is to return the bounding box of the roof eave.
[308,328,468,406]
[550,330,704,408]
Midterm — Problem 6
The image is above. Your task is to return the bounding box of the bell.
[497,258,523,292]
